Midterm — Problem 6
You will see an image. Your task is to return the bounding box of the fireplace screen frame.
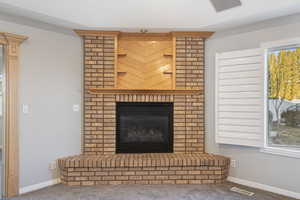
[116,102,174,154]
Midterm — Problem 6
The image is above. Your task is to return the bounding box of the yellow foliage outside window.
[268,48,300,100]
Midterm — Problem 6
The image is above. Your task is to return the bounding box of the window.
[262,38,300,158]
[215,39,300,158]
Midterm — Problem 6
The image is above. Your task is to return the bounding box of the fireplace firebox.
[116,102,173,153]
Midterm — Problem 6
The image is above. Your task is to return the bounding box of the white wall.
[0,19,82,187]
[205,15,300,193]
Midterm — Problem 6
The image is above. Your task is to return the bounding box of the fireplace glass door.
[116,102,173,153]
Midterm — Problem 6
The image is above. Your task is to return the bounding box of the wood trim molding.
[172,36,176,89]
[74,29,120,36]
[119,32,172,38]
[171,31,214,38]
[0,32,28,44]
[0,32,27,198]
[88,88,202,95]
[73,30,214,39]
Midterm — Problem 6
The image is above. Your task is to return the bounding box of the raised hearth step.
[58,153,230,186]
[58,153,229,169]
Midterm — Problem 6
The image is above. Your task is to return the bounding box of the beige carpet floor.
[10,182,296,200]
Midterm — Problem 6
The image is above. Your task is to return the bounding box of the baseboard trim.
[227,176,300,199]
[19,178,61,194]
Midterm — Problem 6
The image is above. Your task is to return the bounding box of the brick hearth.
[58,31,230,186]
[58,153,229,186]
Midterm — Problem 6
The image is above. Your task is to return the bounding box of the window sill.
[260,147,300,159]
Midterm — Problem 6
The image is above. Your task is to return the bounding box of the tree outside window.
[268,47,300,147]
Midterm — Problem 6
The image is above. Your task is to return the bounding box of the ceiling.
[0,0,300,32]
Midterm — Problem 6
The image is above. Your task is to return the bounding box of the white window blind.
[215,48,264,147]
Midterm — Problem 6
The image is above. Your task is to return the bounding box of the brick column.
[175,36,205,153]
[83,35,117,154]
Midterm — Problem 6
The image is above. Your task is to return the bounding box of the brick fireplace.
[83,93,205,154]
[58,31,230,186]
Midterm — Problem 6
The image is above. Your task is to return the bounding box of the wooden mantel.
[88,88,202,95]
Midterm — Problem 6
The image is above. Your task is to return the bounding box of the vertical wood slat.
[114,35,118,88]
[172,36,176,89]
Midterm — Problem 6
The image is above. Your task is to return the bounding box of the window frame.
[261,38,300,159]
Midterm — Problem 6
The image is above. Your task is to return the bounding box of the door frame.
[0,32,27,198]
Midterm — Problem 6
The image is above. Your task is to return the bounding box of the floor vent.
[230,187,255,196]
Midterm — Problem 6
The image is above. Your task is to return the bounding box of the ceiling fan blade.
[210,0,242,12]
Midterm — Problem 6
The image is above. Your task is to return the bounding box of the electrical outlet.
[231,159,237,168]
[49,162,57,170]
[22,104,29,114]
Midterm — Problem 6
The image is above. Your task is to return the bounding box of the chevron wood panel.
[117,36,173,89]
